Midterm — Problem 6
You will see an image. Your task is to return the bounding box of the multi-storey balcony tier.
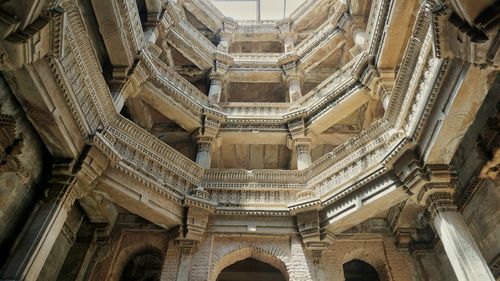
[0,0,499,280]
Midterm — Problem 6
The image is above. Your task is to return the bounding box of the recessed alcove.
[342,259,380,281]
[216,258,287,281]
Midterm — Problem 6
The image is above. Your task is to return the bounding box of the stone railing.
[235,22,279,34]
[219,103,290,118]
[232,53,283,66]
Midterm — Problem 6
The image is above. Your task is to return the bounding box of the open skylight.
[210,0,306,21]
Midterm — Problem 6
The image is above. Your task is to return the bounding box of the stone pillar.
[218,18,236,52]
[287,74,302,103]
[283,36,296,53]
[208,74,223,104]
[194,138,212,169]
[295,140,312,170]
[426,192,495,281]
[218,35,231,52]
[1,176,79,281]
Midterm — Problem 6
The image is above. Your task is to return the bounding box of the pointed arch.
[210,247,290,281]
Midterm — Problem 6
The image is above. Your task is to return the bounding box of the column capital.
[208,71,225,83]
[425,192,457,218]
[294,139,312,154]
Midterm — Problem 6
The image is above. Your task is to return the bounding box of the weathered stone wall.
[86,220,169,281]
[0,74,47,264]
[323,238,415,281]
[160,233,415,281]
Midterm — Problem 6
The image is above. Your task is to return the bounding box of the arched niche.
[343,259,380,281]
[210,247,289,281]
[119,248,163,281]
[216,258,287,281]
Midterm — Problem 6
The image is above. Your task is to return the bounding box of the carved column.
[0,173,81,281]
[277,19,296,53]
[283,63,302,103]
[192,116,221,169]
[283,36,296,53]
[287,74,302,103]
[208,73,224,104]
[288,119,312,170]
[425,192,495,281]
[295,139,312,170]
[218,18,237,52]
[194,137,213,169]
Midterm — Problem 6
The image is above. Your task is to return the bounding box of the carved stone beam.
[92,0,144,90]
[144,0,163,28]
[116,61,150,112]
[392,150,452,197]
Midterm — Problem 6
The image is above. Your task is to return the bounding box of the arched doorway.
[343,259,380,281]
[216,258,287,281]
[119,249,163,281]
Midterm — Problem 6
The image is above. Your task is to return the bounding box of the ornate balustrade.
[232,53,283,67]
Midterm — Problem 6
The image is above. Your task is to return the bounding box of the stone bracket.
[178,188,217,243]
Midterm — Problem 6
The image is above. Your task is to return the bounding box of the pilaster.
[173,188,216,281]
